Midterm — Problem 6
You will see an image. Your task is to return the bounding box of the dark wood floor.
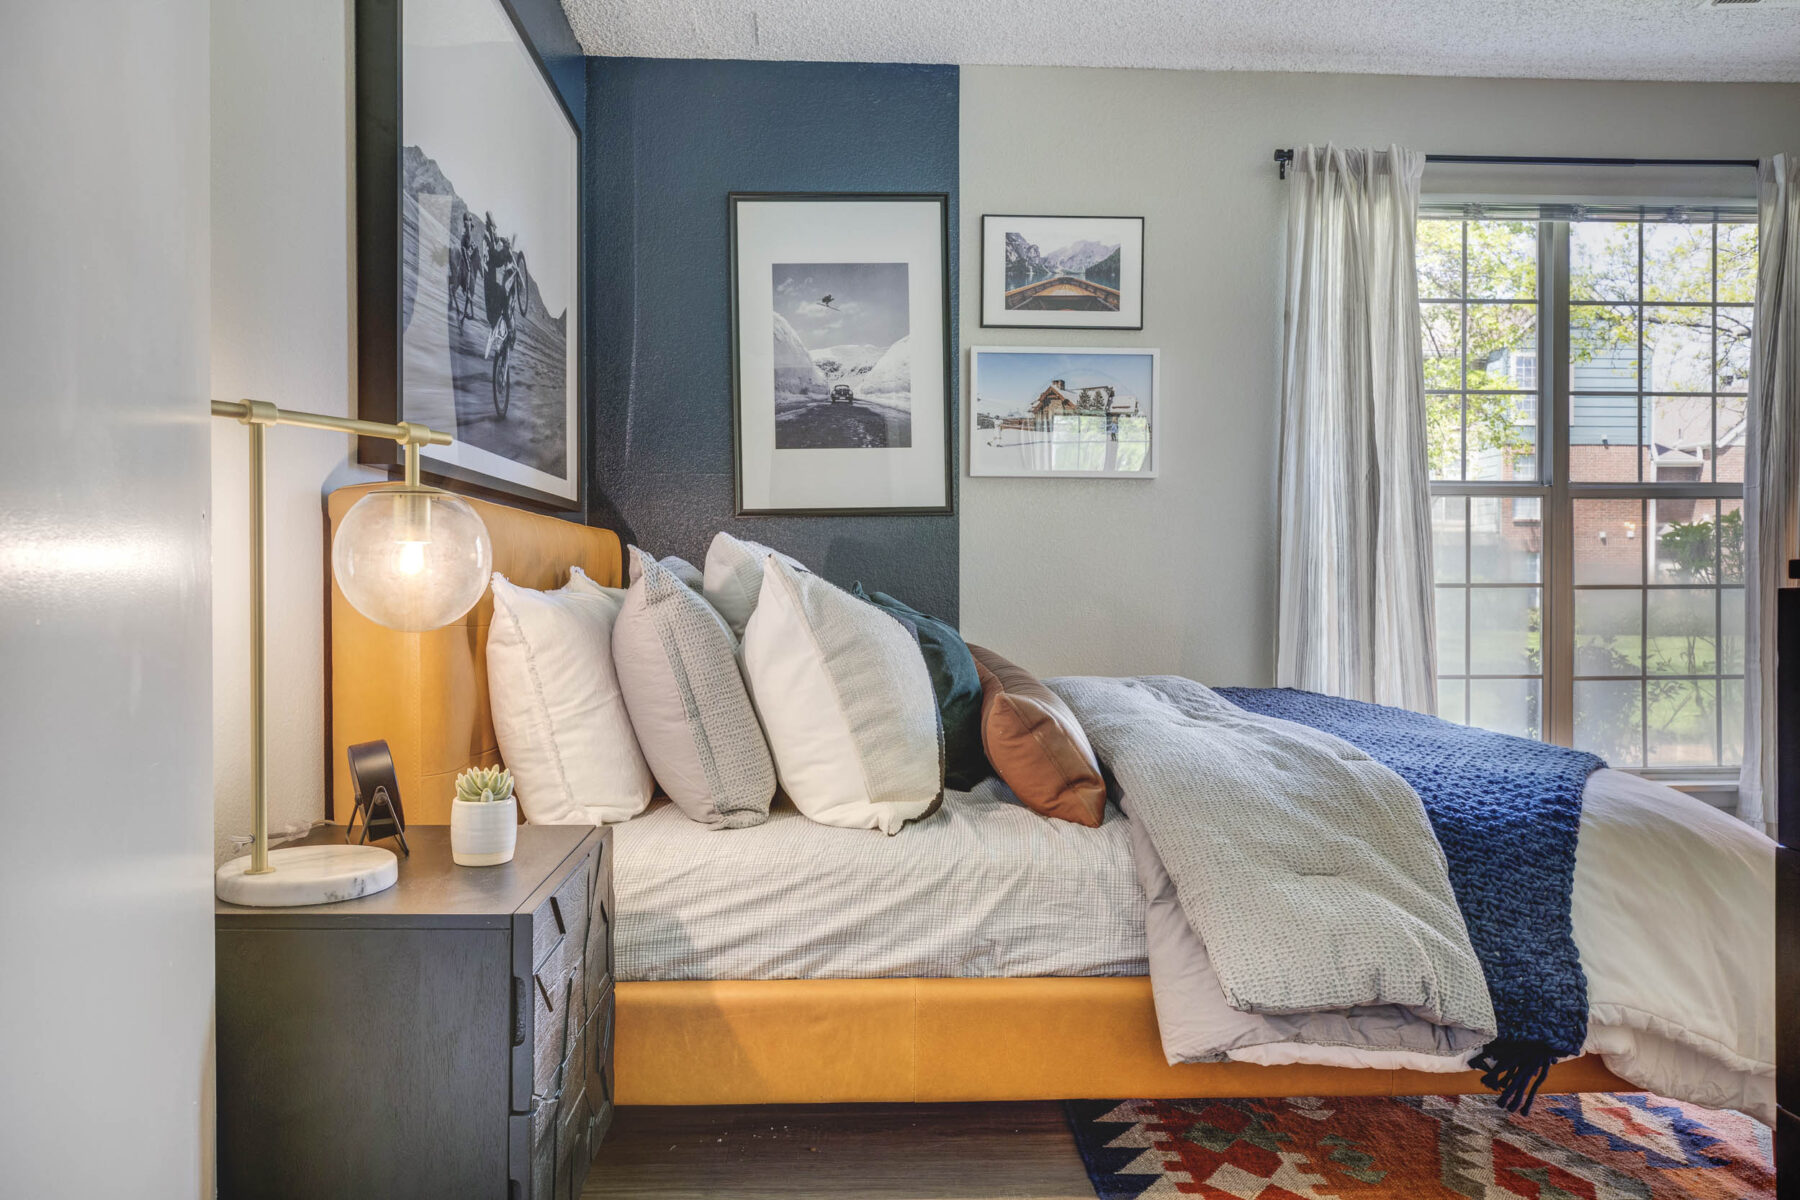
[583,1103,1097,1200]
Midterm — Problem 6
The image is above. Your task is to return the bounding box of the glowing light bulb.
[396,540,427,577]
[332,489,491,631]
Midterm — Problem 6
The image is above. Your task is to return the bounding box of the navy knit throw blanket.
[1217,687,1603,1114]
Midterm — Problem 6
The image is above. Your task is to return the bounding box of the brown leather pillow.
[968,645,1108,827]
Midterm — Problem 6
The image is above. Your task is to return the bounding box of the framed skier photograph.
[729,193,953,515]
[353,0,583,510]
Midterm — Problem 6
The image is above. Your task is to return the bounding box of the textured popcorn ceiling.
[561,0,1800,82]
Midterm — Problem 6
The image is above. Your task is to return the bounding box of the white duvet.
[1216,770,1777,1123]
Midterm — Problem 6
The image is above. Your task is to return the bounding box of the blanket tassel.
[1471,1040,1556,1115]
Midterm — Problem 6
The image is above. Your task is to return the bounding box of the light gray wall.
[212,0,374,864]
[0,2,216,1196]
[958,67,1800,684]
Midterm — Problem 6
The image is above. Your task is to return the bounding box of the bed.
[325,483,1772,1114]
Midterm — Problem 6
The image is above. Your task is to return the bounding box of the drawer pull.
[550,895,567,935]
[536,973,554,1012]
[512,976,528,1047]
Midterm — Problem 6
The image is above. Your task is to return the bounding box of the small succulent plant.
[456,765,515,805]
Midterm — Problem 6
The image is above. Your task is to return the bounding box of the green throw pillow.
[852,585,990,791]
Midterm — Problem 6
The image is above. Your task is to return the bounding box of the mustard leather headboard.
[327,484,623,824]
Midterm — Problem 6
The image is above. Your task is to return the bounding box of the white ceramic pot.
[451,796,518,866]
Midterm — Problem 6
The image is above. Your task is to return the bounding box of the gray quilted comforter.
[1051,675,1497,1062]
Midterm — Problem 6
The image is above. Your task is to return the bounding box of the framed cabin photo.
[353,0,582,510]
[969,346,1159,478]
[730,193,953,515]
[981,214,1144,330]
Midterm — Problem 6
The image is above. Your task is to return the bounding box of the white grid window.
[1419,210,1753,774]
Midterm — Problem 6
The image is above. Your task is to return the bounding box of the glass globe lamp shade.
[332,488,492,631]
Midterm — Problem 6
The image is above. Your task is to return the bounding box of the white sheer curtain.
[1275,145,1436,712]
[1740,153,1799,836]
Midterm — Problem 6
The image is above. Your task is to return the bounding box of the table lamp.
[212,399,492,906]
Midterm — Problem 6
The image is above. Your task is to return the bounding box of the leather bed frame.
[326,483,1627,1105]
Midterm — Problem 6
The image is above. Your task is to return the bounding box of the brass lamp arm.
[210,399,452,487]
[210,398,450,446]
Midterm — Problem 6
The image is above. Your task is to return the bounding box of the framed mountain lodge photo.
[969,345,1159,478]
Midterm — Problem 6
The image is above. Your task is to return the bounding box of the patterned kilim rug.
[1064,1094,1774,1199]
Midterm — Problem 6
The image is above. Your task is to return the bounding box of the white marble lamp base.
[215,844,399,907]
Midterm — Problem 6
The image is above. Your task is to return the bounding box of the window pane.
[1467,221,1537,300]
[1469,587,1539,675]
[1717,222,1757,304]
[1721,678,1744,763]
[1646,679,1717,767]
[1470,495,1541,582]
[1646,588,1717,677]
[1417,220,1463,300]
[1716,402,1746,483]
[1435,587,1467,677]
[1575,589,1641,676]
[1432,496,1466,584]
[1467,304,1538,390]
[1718,306,1753,391]
[1574,499,1644,584]
[1652,498,1717,583]
[1437,677,1468,725]
[1719,499,1745,584]
[1645,395,1710,483]
[1427,394,1464,481]
[1569,393,1641,482]
[1721,586,1745,675]
[1466,394,1537,482]
[1644,307,1711,393]
[1643,222,1712,303]
[1570,304,1637,390]
[1572,221,1638,303]
[1575,679,1643,766]
[1469,678,1540,740]
[1422,302,1464,389]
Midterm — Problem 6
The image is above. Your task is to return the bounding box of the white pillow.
[702,532,807,639]
[741,556,942,835]
[562,563,627,603]
[613,548,777,828]
[486,570,652,825]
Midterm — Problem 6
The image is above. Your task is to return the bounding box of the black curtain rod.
[1271,149,1761,180]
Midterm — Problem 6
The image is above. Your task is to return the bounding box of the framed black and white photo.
[981,215,1144,330]
[354,0,581,509]
[969,346,1158,478]
[730,193,952,515]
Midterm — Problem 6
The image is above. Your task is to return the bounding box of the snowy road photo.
[771,262,911,449]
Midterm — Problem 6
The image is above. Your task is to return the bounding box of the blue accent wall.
[585,58,960,620]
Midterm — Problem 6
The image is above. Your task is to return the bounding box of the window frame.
[1422,208,1750,783]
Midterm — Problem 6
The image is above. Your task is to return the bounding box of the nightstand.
[216,824,614,1199]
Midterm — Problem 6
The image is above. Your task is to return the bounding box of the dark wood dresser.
[216,824,614,1199]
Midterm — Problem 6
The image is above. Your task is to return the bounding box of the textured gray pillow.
[612,548,776,828]
[702,531,807,639]
[658,555,703,591]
